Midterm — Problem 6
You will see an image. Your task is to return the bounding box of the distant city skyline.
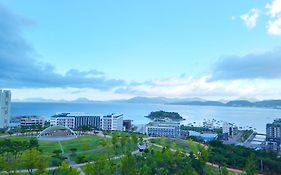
[1,0,281,101]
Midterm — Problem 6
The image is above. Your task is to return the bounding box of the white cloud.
[11,88,132,101]
[267,17,281,35]
[266,0,281,17]
[116,76,281,100]
[9,76,281,101]
[240,8,260,29]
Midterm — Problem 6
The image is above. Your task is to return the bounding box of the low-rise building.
[123,120,132,131]
[146,118,180,137]
[20,116,45,127]
[188,131,218,142]
[100,114,123,131]
[50,113,100,129]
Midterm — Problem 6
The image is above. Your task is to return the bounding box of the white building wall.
[112,115,123,131]
[0,90,11,128]
[51,117,75,128]
[222,122,233,137]
[101,114,123,131]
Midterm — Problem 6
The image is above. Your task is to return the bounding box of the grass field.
[0,135,244,175]
[0,135,137,164]
[150,137,202,153]
[65,135,137,163]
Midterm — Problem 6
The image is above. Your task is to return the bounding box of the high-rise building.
[222,122,234,137]
[0,90,11,128]
[266,119,281,151]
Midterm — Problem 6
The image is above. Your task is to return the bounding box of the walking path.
[58,141,64,154]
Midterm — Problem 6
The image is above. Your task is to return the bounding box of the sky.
[1,0,281,101]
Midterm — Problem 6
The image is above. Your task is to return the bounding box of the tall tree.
[131,134,138,144]
[112,132,118,148]
[56,161,80,175]
[245,154,257,175]
[120,132,127,149]
[121,154,137,175]
[21,148,48,175]
[85,156,113,175]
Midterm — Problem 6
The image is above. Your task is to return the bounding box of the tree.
[140,164,152,175]
[198,146,209,165]
[35,155,49,175]
[29,138,39,149]
[220,166,229,175]
[21,148,48,175]
[190,152,204,175]
[1,153,18,174]
[77,155,87,163]
[85,156,113,175]
[245,154,257,175]
[99,140,110,158]
[56,161,80,175]
[131,134,138,144]
[121,154,137,175]
[112,132,118,148]
[53,149,62,157]
[121,132,127,149]
[70,148,77,156]
[0,155,5,171]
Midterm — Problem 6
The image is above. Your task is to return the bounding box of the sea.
[11,102,281,134]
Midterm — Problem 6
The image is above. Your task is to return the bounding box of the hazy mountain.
[169,99,281,109]
[226,100,254,107]
[13,97,281,109]
[170,100,225,106]
[119,96,206,104]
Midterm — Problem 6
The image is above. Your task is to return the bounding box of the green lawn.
[67,136,137,163]
[61,136,109,154]
[0,135,137,164]
[150,137,201,153]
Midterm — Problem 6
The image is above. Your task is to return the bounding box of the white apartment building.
[0,90,11,128]
[146,118,180,137]
[50,114,76,129]
[20,116,45,127]
[100,114,123,131]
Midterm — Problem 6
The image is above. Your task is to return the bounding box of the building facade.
[123,120,132,131]
[100,114,123,131]
[146,119,180,137]
[51,113,100,129]
[20,116,45,127]
[222,122,237,138]
[0,90,11,128]
[266,119,281,151]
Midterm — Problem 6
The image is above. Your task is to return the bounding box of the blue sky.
[1,0,281,100]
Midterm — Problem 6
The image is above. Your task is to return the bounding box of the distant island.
[145,111,184,121]
[14,96,281,109]
[169,99,281,109]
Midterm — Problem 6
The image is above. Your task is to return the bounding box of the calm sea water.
[11,102,281,134]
